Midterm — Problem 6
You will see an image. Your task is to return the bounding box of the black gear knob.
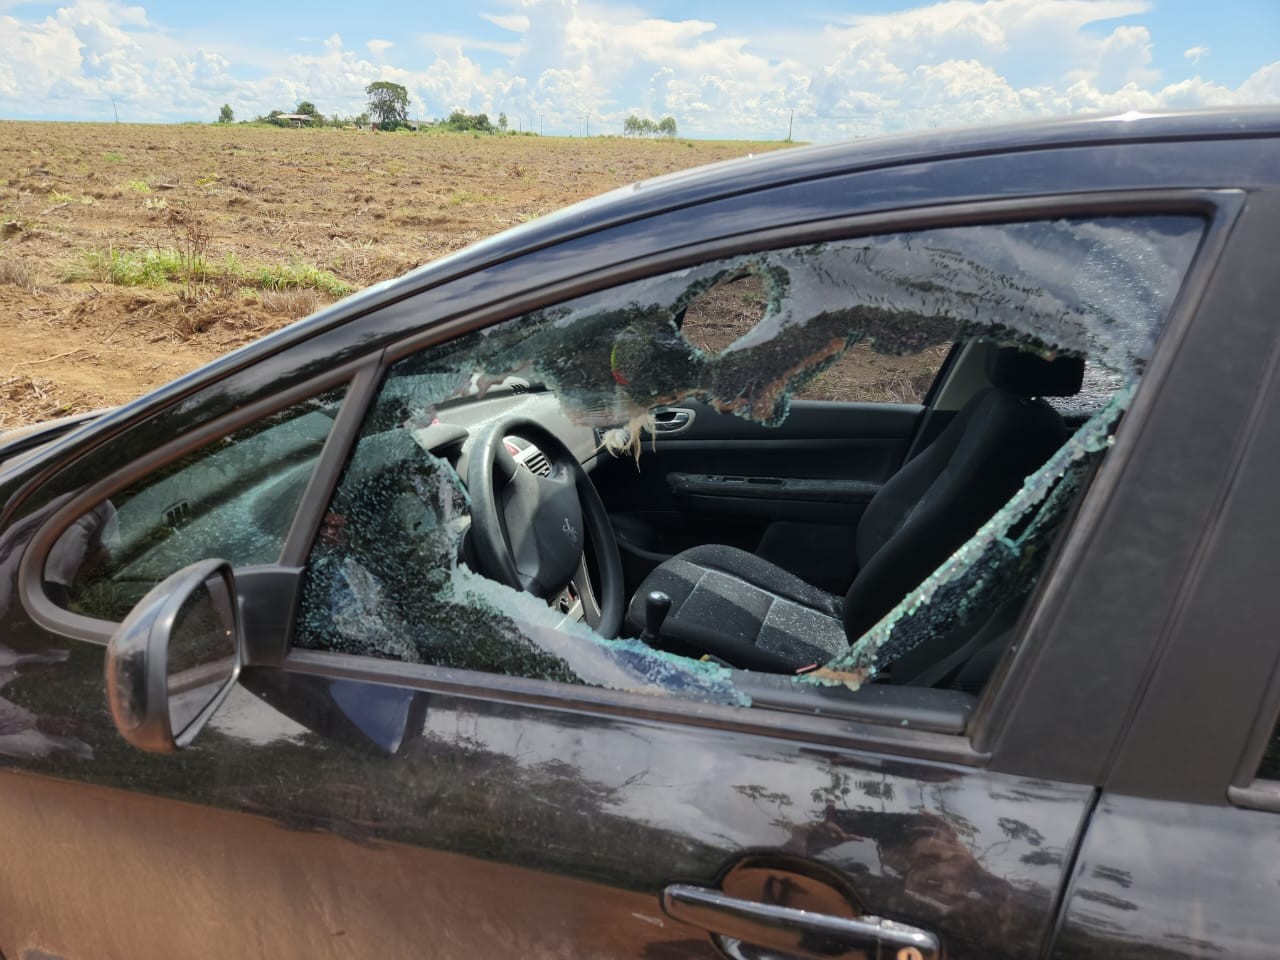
[641,590,672,645]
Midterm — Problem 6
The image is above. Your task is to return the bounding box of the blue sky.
[1,0,1277,138]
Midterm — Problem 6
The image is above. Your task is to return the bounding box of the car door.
[0,170,1244,960]
[1043,186,1280,959]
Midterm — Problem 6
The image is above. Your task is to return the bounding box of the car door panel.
[666,473,879,523]
[1050,793,1280,960]
[595,399,924,594]
[0,635,1094,960]
[1048,229,1280,960]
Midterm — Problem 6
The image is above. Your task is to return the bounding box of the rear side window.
[44,387,346,622]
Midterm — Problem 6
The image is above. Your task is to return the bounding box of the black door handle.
[661,883,940,960]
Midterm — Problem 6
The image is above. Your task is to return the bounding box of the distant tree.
[498,112,508,132]
[354,111,370,127]
[366,81,410,126]
[444,109,494,133]
[624,114,668,137]
[296,100,319,119]
[217,104,234,124]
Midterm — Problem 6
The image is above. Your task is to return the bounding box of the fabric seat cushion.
[842,386,1069,639]
[626,544,848,672]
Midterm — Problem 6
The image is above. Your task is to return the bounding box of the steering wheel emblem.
[562,516,579,545]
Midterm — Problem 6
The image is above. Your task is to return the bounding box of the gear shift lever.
[641,590,672,645]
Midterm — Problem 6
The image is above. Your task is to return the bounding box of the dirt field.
[0,122,791,429]
[1,122,947,431]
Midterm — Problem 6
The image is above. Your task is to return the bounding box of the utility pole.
[112,98,119,123]
[585,116,589,137]
[787,109,793,142]
[540,112,544,136]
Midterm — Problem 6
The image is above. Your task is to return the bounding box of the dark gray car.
[2,109,1280,960]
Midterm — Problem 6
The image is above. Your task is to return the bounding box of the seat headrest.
[986,347,1084,397]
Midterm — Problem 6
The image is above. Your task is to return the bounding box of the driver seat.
[625,347,1085,673]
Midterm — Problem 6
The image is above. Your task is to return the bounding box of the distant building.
[273,114,315,127]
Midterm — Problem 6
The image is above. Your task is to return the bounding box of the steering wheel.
[466,417,624,639]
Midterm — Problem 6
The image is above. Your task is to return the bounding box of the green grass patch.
[49,189,94,205]
[250,259,354,297]
[62,247,192,286]
[122,179,151,193]
[103,151,124,163]
[62,246,354,297]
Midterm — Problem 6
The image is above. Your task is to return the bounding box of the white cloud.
[414,32,521,58]
[0,0,1275,137]
[483,12,530,32]
[1239,61,1280,101]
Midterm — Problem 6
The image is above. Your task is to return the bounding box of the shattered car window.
[1046,362,1126,418]
[294,216,1203,705]
[294,412,747,704]
[679,272,951,403]
[47,388,346,622]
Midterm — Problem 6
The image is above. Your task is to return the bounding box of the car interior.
[414,335,1094,697]
[616,346,1083,676]
[43,325,1099,714]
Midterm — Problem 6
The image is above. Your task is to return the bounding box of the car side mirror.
[105,559,241,753]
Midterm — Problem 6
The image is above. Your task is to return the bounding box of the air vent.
[524,449,551,477]
[162,499,192,527]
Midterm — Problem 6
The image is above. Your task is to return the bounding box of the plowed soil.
[0,122,784,429]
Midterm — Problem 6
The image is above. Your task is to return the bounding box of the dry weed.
[261,287,318,318]
[0,374,66,428]
[165,206,213,302]
[0,257,34,290]
[173,311,219,338]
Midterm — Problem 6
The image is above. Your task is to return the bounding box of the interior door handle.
[651,407,695,434]
[661,883,940,960]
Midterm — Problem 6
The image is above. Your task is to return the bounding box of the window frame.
[977,186,1253,791]
[17,357,377,645]
[18,189,1237,781]
[277,190,1231,768]
[1183,279,1280,811]
[1224,351,1280,811]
